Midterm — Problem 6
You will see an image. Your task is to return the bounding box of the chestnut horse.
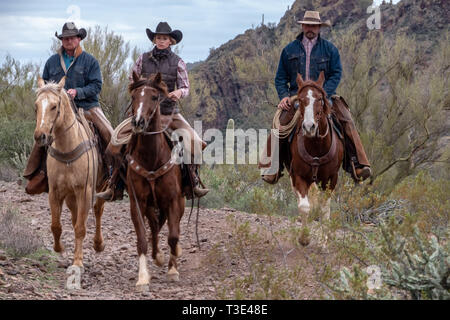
[34,77,107,268]
[126,72,185,290]
[290,72,344,246]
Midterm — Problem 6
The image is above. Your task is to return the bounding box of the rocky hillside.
[183,0,449,130]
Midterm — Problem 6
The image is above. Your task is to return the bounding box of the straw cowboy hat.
[55,22,87,40]
[297,11,331,27]
[146,22,183,44]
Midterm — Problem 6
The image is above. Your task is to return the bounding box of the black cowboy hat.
[146,22,182,44]
[55,22,87,40]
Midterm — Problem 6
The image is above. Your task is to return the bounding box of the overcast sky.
[0,0,398,68]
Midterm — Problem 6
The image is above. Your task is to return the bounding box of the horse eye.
[51,106,57,110]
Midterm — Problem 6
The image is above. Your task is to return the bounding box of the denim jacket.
[42,46,102,110]
[275,33,342,100]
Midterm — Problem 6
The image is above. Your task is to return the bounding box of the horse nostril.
[138,118,145,128]
[311,123,316,130]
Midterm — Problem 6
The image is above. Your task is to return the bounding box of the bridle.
[297,84,330,139]
[37,90,76,146]
[131,84,175,136]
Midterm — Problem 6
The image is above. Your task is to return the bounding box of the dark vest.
[141,48,181,115]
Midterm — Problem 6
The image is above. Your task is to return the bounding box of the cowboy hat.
[55,22,87,40]
[297,11,331,27]
[146,22,183,44]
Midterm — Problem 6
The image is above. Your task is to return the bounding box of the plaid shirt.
[302,36,318,80]
[130,53,190,99]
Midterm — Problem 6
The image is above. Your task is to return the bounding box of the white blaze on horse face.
[136,102,144,122]
[302,89,316,134]
[40,98,48,128]
[135,89,145,122]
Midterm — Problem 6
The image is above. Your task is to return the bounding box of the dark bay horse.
[126,71,185,290]
[290,72,344,246]
[34,77,107,268]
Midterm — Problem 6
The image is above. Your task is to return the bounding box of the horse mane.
[36,82,64,97]
[298,80,331,115]
[128,75,169,96]
[35,81,72,108]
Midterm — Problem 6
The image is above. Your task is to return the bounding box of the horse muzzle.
[131,116,147,134]
[302,121,317,138]
[34,131,53,147]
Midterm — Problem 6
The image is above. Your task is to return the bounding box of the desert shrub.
[0,205,44,257]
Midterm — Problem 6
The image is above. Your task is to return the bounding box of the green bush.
[0,118,34,166]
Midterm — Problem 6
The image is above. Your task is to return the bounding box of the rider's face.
[302,24,320,39]
[155,35,171,50]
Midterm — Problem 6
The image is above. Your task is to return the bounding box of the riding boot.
[96,166,125,201]
[331,96,372,182]
[184,164,209,199]
[259,107,295,184]
[23,143,49,195]
[95,143,127,202]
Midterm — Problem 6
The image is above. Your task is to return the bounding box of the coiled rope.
[111,117,133,146]
[272,95,300,139]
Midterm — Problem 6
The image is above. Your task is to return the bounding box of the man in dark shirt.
[24,22,113,194]
[260,11,371,184]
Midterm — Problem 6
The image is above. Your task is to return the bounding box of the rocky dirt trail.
[0,180,312,300]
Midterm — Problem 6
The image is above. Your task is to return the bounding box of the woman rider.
[96,22,209,201]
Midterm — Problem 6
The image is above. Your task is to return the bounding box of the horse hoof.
[71,264,85,275]
[136,283,149,292]
[154,252,165,267]
[54,243,65,253]
[94,241,105,253]
[167,268,179,282]
[298,236,310,247]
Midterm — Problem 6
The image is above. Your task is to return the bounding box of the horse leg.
[65,194,78,228]
[93,197,106,252]
[129,190,149,290]
[146,206,164,267]
[166,199,183,282]
[50,190,65,253]
[292,176,311,246]
[72,189,90,267]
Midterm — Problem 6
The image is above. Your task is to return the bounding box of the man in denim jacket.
[24,22,113,194]
[260,11,371,184]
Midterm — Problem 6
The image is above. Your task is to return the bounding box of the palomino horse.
[126,72,185,290]
[34,77,107,267]
[290,72,344,246]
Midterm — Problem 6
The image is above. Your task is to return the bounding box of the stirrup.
[193,185,209,198]
[355,166,372,181]
[261,171,283,184]
[95,188,114,201]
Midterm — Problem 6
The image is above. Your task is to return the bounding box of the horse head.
[129,71,168,134]
[34,76,67,146]
[295,71,331,138]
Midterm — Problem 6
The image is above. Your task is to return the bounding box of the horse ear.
[153,72,162,85]
[57,76,66,91]
[296,73,304,88]
[132,70,140,83]
[37,77,45,88]
[316,71,325,87]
